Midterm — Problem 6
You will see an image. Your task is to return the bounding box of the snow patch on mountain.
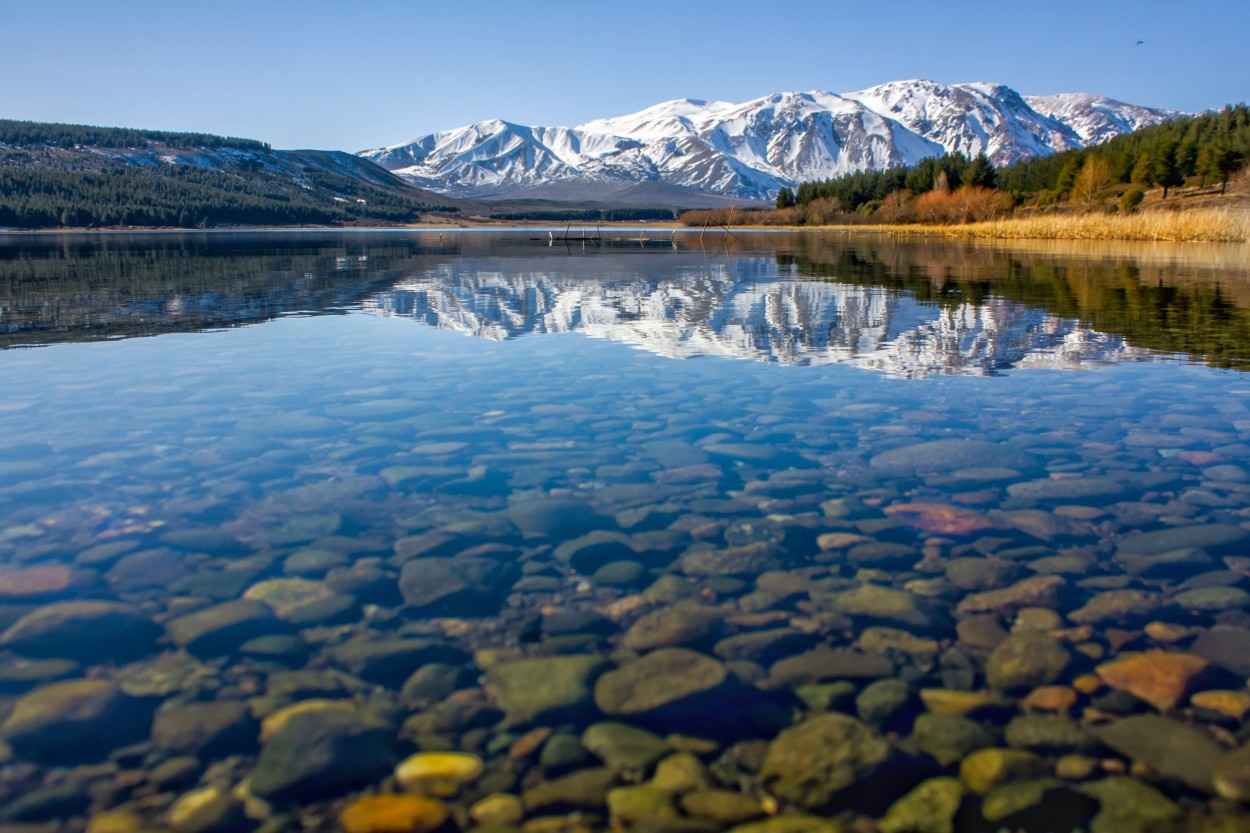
[1024,93,1183,145]
[361,79,1182,203]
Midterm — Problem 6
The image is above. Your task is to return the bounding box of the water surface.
[1,231,1250,832]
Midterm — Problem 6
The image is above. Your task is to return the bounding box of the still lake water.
[2,230,1250,831]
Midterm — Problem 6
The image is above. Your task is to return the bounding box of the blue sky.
[2,0,1245,152]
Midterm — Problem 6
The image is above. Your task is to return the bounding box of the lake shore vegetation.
[682,105,1250,242]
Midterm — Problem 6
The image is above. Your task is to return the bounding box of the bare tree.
[1070,156,1112,210]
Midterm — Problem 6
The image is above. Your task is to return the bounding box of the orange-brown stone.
[508,727,552,760]
[883,503,994,535]
[1022,685,1078,713]
[1144,621,1196,644]
[0,565,79,600]
[1072,674,1104,695]
[1095,650,1209,711]
[339,795,448,833]
[1191,690,1250,720]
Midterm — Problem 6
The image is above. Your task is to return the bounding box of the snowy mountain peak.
[1024,93,1183,145]
[360,79,1181,203]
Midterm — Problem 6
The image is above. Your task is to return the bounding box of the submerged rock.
[506,498,604,539]
[828,584,948,630]
[1093,714,1221,793]
[870,440,1036,473]
[324,638,465,686]
[338,795,448,833]
[877,777,963,833]
[397,557,519,615]
[152,700,257,758]
[759,713,894,810]
[622,602,724,651]
[522,766,616,812]
[394,751,484,794]
[594,648,736,732]
[242,578,334,619]
[1078,776,1183,833]
[1175,586,1250,611]
[1116,524,1249,556]
[883,503,993,536]
[766,647,894,687]
[250,709,394,804]
[0,601,160,661]
[1214,745,1250,802]
[1006,478,1126,501]
[581,722,671,775]
[680,542,780,577]
[166,786,245,833]
[985,632,1071,692]
[607,784,679,823]
[955,576,1065,616]
[960,748,1047,794]
[2,679,152,762]
[487,654,609,725]
[0,565,86,601]
[166,600,285,657]
[1192,627,1250,676]
[1069,590,1168,626]
[911,714,996,766]
[1094,651,1209,711]
[680,789,765,824]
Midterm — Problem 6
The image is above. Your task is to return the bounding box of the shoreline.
[3,208,1248,244]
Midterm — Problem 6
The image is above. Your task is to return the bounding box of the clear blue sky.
[2,0,1245,152]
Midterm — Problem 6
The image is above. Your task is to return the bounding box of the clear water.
[1,230,1250,831]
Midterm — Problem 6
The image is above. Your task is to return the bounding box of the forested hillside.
[756,104,1249,223]
[0,120,460,229]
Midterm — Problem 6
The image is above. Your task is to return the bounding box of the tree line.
[0,165,450,229]
[713,104,1248,227]
[0,119,270,152]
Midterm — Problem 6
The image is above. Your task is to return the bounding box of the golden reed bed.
[838,206,1250,243]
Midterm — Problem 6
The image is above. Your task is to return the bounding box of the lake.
[1,229,1250,832]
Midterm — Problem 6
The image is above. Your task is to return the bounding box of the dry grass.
[826,206,1250,243]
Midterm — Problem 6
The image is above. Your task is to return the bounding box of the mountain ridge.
[361,79,1182,203]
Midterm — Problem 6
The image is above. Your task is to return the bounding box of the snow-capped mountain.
[360,253,1146,378]
[1023,93,1182,145]
[360,79,1180,203]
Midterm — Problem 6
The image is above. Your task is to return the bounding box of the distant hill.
[0,119,463,229]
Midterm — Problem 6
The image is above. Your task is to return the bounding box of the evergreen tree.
[1152,139,1183,198]
[775,187,796,209]
[960,153,996,188]
[1055,155,1085,196]
[1130,152,1155,187]
[1201,140,1238,193]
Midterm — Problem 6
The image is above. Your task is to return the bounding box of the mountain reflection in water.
[3,231,1249,375]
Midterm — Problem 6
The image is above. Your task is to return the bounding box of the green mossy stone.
[980,778,1065,822]
[985,632,1071,692]
[522,767,616,812]
[959,748,1047,794]
[582,721,671,775]
[911,713,996,767]
[1078,776,1184,833]
[486,654,609,725]
[759,713,894,810]
[606,785,679,822]
[878,777,964,833]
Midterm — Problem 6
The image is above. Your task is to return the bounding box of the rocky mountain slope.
[361,80,1180,203]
